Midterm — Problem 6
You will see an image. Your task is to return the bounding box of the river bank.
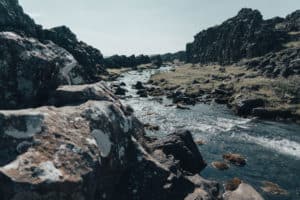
[147,63,300,123]
[111,66,300,200]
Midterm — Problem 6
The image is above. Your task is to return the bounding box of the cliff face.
[186,8,298,65]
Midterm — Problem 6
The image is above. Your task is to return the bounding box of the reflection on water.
[115,66,300,200]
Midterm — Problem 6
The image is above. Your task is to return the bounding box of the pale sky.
[19,0,300,56]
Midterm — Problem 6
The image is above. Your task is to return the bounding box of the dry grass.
[150,63,300,113]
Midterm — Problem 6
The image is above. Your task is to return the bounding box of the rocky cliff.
[186,8,300,65]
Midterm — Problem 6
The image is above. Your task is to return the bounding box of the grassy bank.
[150,63,300,122]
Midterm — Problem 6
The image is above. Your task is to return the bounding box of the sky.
[19,0,300,56]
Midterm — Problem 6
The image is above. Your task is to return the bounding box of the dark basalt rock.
[150,55,163,67]
[233,98,265,116]
[252,107,294,120]
[186,8,288,65]
[239,46,300,77]
[0,0,107,83]
[147,130,207,174]
[133,81,145,90]
[0,0,42,37]
[43,26,106,83]
[0,32,87,109]
[161,51,186,63]
[103,54,151,68]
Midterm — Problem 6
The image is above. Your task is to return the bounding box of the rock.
[103,54,151,68]
[147,130,207,174]
[144,123,160,131]
[234,98,265,116]
[225,178,242,191]
[137,89,148,98]
[120,82,126,86]
[49,82,117,106]
[239,47,300,78]
[114,86,127,96]
[252,107,294,120]
[186,8,286,65]
[43,26,106,82]
[0,0,42,37]
[0,32,86,109]
[133,81,145,90]
[0,0,107,83]
[150,55,163,67]
[195,140,205,145]
[0,88,139,200]
[177,104,191,110]
[223,183,264,200]
[223,153,246,166]
[261,181,288,195]
[160,51,186,63]
[211,161,229,170]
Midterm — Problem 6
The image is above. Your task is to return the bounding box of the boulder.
[147,130,207,174]
[114,86,127,96]
[223,153,246,166]
[133,81,145,90]
[49,82,117,106]
[223,183,264,200]
[211,161,229,170]
[252,107,294,120]
[233,98,265,116]
[0,94,138,200]
[225,178,242,191]
[261,181,288,195]
[0,32,86,109]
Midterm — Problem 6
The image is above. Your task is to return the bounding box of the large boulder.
[233,98,265,116]
[0,31,87,109]
[0,97,138,200]
[223,183,264,200]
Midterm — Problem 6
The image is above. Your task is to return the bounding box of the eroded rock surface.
[0,31,85,109]
[0,81,220,200]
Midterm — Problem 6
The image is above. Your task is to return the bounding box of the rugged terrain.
[0,0,267,200]
[146,9,300,122]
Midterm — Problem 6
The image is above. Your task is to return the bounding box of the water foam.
[240,134,300,159]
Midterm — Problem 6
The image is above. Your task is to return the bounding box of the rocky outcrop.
[0,81,221,200]
[0,32,87,109]
[0,0,42,37]
[103,54,151,68]
[43,26,106,83]
[186,8,288,65]
[277,10,300,32]
[0,0,106,83]
[238,46,300,77]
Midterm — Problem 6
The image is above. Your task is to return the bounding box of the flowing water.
[115,66,300,200]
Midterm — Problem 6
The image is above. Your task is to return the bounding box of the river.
[115,66,300,200]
